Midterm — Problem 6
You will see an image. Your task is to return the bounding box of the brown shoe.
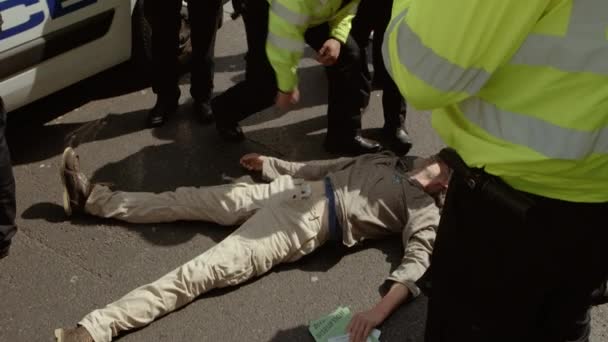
[54,327,94,342]
[60,147,91,216]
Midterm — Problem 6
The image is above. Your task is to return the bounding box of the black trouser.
[149,0,222,103]
[212,0,364,141]
[304,24,364,141]
[424,170,608,342]
[211,0,277,124]
[0,98,16,252]
[591,279,608,306]
[351,0,406,131]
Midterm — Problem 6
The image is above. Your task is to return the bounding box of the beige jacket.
[261,152,440,297]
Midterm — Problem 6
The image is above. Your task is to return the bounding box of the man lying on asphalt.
[54,147,450,342]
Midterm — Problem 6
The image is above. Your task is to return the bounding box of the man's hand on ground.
[317,38,341,66]
[240,153,264,172]
[347,308,384,342]
[347,283,411,342]
[275,88,300,110]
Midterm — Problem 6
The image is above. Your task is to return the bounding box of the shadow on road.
[207,52,248,74]
[21,202,66,223]
[378,296,427,342]
[8,110,149,165]
[269,325,313,342]
[224,63,329,113]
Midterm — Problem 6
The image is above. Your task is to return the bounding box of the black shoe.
[193,100,214,124]
[216,122,245,142]
[147,98,178,127]
[324,135,382,155]
[385,127,413,155]
[60,147,92,216]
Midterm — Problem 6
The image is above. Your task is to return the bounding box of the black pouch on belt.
[437,148,535,219]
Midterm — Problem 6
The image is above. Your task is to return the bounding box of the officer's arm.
[328,0,360,44]
[384,0,548,109]
[266,1,308,92]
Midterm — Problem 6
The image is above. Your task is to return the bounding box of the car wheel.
[131,0,192,73]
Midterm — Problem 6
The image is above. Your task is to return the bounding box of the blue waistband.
[324,177,342,241]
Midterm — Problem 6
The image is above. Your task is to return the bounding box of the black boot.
[216,122,245,142]
[193,100,214,124]
[212,95,246,142]
[324,134,382,155]
[147,95,179,127]
[384,126,413,155]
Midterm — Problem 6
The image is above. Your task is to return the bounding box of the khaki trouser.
[79,175,330,342]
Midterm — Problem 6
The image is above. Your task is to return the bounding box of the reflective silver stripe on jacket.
[510,35,608,75]
[465,0,608,159]
[460,98,608,160]
[511,0,608,75]
[267,32,306,52]
[384,9,490,95]
[271,1,309,26]
[382,9,408,80]
[386,1,608,92]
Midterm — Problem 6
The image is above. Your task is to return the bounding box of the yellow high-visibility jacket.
[384,0,608,202]
[266,0,360,92]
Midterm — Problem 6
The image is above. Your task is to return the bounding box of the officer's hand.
[317,38,341,66]
[275,88,300,110]
[347,309,383,342]
[240,153,265,172]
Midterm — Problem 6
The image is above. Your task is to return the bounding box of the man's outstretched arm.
[347,282,411,342]
[240,153,356,181]
[346,195,440,341]
[346,226,435,342]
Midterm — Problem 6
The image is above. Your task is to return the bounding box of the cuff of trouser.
[78,319,109,342]
[84,184,111,216]
[384,277,422,298]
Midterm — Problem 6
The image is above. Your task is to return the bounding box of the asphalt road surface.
[1,10,606,342]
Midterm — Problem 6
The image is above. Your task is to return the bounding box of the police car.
[0,0,192,112]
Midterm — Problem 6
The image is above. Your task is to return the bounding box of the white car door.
[0,0,133,112]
